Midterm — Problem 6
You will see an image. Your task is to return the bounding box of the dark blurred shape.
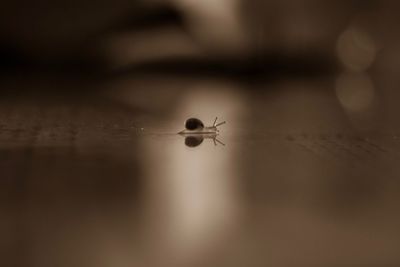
[0,0,389,74]
[0,44,27,69]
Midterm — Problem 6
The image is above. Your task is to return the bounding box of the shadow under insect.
[179,117,226,147]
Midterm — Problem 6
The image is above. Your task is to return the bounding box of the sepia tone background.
[1,1,400,266]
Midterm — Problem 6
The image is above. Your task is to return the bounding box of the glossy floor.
[1,74,400,267]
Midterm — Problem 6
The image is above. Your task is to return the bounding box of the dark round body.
[185,118,204,130]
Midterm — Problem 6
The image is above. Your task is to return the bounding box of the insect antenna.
[213,117,218,127]
[215,121,226,127]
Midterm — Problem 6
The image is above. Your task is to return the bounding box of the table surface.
[1,73,400,267]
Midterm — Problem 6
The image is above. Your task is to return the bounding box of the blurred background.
[1,1,400,267]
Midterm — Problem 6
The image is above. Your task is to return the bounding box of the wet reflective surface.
[1,74,400,266]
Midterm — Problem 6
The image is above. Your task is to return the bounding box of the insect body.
[179,117,226,135]
[179,117,226,146]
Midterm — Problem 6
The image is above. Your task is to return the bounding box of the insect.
[178,117,226,135]
[179,117,226,147]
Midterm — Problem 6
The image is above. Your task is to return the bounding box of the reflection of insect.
[179,117,226,147]
[178,117,226,135]
[184,134,225,147]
